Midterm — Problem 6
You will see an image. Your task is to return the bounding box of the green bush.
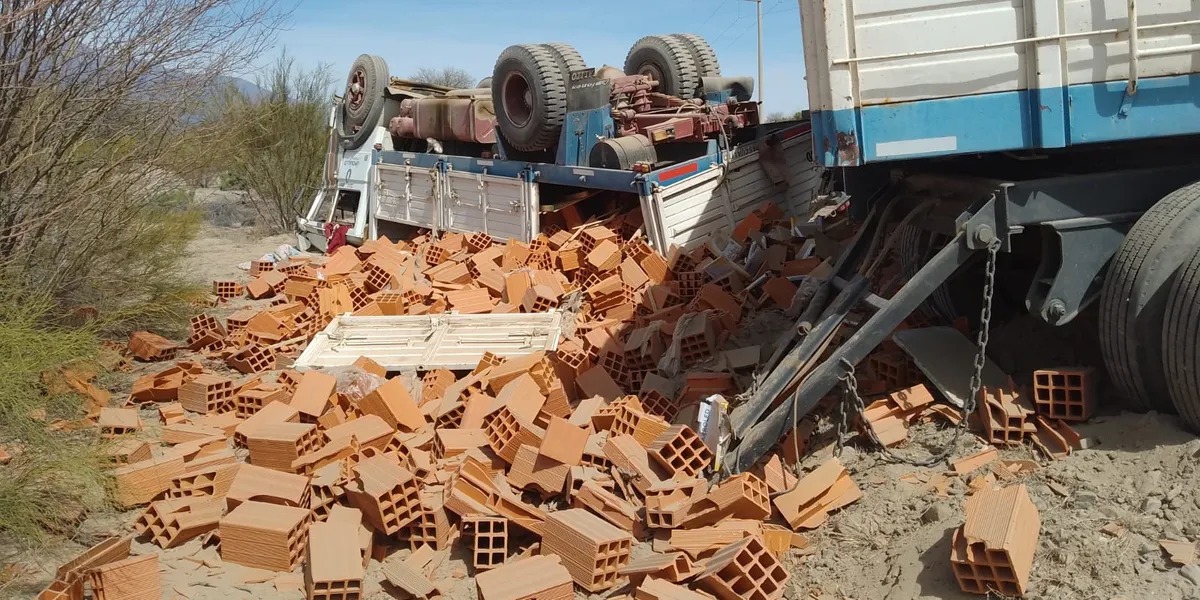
[216,52,334,232]
[0,290,110,546]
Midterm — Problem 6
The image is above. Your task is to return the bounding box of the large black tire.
[1163,245,1200,432]
[669,34,721,78]
[1099,180,1200,412]
[340,54,388,149]
[624,35,700,99]
[492,45,568,152]
[540,43,587,74]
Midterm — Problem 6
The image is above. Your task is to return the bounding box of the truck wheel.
[1163,245,1200,432]
[1099,180,1200,412]
[624,35,700,99]
[540,43,587,74]
[343,54,387,125]
[340,54,388,149]
[492,44,568,152]
[669,34,721,78]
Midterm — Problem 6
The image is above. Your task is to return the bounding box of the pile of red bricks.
[40,209,852,600]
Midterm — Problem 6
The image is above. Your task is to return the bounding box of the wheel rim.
[501,71,534,128]
[348,68,367,111]
[637,62,665,85]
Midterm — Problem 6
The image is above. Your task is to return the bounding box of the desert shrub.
[0,0,288,549]
[216,52,333,232]
[0,289,109,547]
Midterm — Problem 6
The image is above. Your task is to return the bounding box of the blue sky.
[262,0,809,114]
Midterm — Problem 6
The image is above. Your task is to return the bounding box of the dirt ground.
[6,191,1200,600]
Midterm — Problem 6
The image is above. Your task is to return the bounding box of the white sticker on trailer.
[875,136,958,158]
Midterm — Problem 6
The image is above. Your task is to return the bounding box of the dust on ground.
[183,188,299,288]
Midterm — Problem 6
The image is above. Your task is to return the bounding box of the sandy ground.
[6,191,1200,600]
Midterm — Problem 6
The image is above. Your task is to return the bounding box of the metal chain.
[834,238,1002,466]
[964,239,1002,420]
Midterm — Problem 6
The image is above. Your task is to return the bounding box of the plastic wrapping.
[328,366,386,405]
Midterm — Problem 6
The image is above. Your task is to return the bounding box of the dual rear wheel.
[1099,181,1200,431]
[491,33,722,152]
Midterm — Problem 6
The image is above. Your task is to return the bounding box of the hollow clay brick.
[772,457,862,531]
[344,455,421,535]
[87,554,160,600]
[112,453,186,507]
[220,500,310,572]
[949,483,1040,597]
[1032,367,1097,422]
[540,508,634,592]
[361,376,425,432]
[647,425,712,479]
[695,536,789,600]
[305,516,365,600]
[226,463,310,509]
[291,370,337,422]
[539,416,588,466]
[475,554,573,600]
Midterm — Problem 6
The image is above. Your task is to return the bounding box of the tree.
[411,66,475,88]
[0,0,288,546]
[216,52,334,232]
[0,0,286,307]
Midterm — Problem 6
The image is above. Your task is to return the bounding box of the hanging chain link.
[834,238,1003,466]
[964,238,1002,420]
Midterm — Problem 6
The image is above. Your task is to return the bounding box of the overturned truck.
[298,35,822,255]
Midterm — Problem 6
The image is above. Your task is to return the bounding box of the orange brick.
[220,500,310,572]
[361,377,425,432]
[950,483,1040,597]
[772,457,862,531]
[539,417,588,466]
[345,456,422,535]
[127,331,177,362]
[508,444,571,497]
[88,554,159,600]
[696,536,789,600]
[576,366,625,401]
[289,370,335,422]
[540,508,633,592]
[647,425,712,479]
[475,554,573,600]
[1032,367,1097,422]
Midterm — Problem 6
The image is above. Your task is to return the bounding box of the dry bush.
[0,0,286,329]
[0,0,288,548]
[216,52,334,232]
[411,66,475,88]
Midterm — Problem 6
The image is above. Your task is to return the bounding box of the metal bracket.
[1025,216,1136,325]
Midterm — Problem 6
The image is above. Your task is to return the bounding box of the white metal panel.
[803,0,1200,109]
[722,129,822,224]
[1062,0,1200,82]
[853,0,1028,104]
[646,129,820,251]
[442,170,535,243]
[294,312,565,371]
[854,0,1032,103]
[650,167,728,251]
[375,163,440,229]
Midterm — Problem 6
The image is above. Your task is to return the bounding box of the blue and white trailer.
[728,1,1200,471]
